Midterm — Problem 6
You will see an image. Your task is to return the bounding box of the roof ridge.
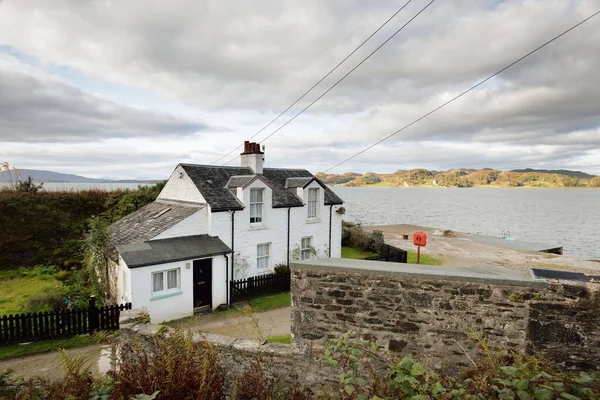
[180,163,250,170]
[156,199,206,207]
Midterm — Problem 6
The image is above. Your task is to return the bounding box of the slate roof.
[285,177,314,188]
[180,164,344,211]
[117,234,231,268]
[226,175,255,188]
[108,200,203,258]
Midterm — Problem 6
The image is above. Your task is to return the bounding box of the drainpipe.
[224,254,229,306]
[287,207,291,266]
[230,210,235,305]
[329,205,333,257]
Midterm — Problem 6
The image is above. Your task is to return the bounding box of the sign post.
[413,232,427,264]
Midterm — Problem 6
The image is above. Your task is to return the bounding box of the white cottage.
[108,142,345,322]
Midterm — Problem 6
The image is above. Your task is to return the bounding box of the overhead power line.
[222,0,437,166]
[323,9,600,173]
[209,0,414,165]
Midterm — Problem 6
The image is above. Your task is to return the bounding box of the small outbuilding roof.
[117,234,231,268]
[108,200,203,258]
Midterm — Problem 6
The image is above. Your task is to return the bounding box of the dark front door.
[193,259,212,309]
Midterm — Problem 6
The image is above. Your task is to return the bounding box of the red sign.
[413,232,427,247]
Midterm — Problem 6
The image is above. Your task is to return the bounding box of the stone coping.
[292,258,548,288]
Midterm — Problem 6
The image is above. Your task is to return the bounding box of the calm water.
[333,187,600,260]
[0,182,151,191]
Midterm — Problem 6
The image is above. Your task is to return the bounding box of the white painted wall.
[125,255,228,323]
[212,255,228,307]
[152,208,209,240]
[210,181,342,280]
[116,256,132,304]
[240,152,264,174]
[158,165,206,204]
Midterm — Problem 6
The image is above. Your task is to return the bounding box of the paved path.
[0,343,111,381]
[172,306,291,341]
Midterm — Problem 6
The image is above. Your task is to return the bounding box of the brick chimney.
[241,141,264,174]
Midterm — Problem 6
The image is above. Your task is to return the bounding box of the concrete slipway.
[367,224,600,274]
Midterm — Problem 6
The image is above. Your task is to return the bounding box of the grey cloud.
[0,58,209,142]
[0,0,599,176]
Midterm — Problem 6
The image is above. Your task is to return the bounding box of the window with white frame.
[257,243,270,270]
[307,188,318,218]
[250,188,264,224]
[152,268,180,295]
[301,237,313,260]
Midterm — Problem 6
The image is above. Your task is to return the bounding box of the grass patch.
[543,253,559,259]
[366,181,392,187]
[343,246,439,265]
[247,292,290,311]
[0,268,62,315]
[0,335,99,361]
[531,262,577,270]
[407,250,439,265]
[267,334,291,344]
[341,246,377,259]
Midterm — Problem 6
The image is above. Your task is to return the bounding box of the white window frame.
[250,188,264,224]
[301,236,313,260]
[152,268,180,295]
[257,243,271,271]
[307,188,319,219]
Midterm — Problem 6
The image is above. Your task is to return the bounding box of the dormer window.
[250,188,264,224]
[307,188,318,218]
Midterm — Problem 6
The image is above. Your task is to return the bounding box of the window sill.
[249,225,268,231]
[151,290,183,301]
[256,269,272,275]
[305,218,321,224]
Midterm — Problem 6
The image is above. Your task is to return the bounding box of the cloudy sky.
[1,0,599,179]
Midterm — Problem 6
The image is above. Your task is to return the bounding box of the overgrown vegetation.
[341,222,381,253]
[0,329,308,399]
[0,267,63,315]
[1,329,597,399]
[0,174,165,314]
[323,331,599,399]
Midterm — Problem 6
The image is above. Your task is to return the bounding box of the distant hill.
[317,168,599,188]
[0,169,159,183]
[509,168,596,179]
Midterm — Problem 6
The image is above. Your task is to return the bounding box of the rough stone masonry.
[290,258,600,372]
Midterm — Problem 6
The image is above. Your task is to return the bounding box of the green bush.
[324,331,599,399]
[342,222,385,254]
[26,291,65,313]
[274,263,290,274]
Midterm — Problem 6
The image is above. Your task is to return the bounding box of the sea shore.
[367,224,600,273]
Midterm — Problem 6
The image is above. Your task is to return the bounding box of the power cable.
[209,0,414,165]
[222,0,437,166]
[323,9,600,172]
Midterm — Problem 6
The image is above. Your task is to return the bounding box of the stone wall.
[291,260,600,372]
